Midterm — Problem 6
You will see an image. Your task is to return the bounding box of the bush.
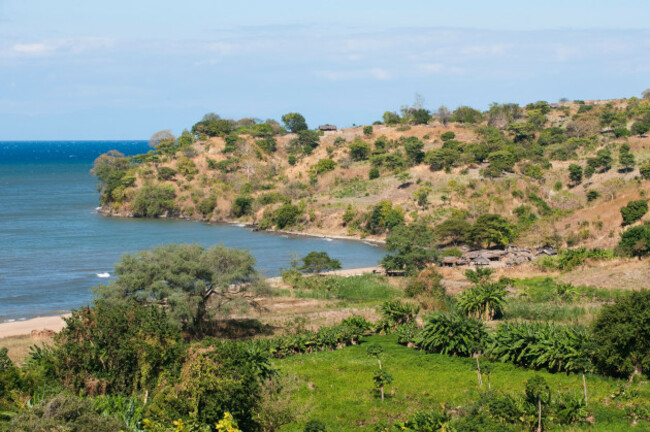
[592,290,650,377]
[415,313,487,356]
[368,166,380,179]
[586,190,600,202]
[440,131,455,141]
[232,196,254,217]
[640,161,650,179]
[620,200,648,225]
[363,125,373,136]
[618,225,650,258]
[348,140,371,161]
[157,166,177,181]
[256,137,277,153]
[197,195,216,217]
[312,158,336,175]
[132,184,177,217]
[273,204,301,229]
[377,300,419,333]
[304,419,327,432]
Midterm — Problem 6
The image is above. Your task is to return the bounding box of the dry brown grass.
[0,335,52,365]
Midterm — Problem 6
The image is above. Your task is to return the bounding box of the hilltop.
[93,97,650,252]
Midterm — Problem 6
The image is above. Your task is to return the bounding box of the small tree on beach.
[299,251,342,274]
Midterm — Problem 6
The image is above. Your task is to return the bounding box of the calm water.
[0,141,384,322]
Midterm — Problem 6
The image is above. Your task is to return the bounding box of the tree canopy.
[382,222,438,275]
[281,112,308,133]
[299,251,342,274]
[95,244,262,336]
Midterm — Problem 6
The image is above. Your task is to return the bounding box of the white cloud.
[5,38,114,58]
[315,67,392,81]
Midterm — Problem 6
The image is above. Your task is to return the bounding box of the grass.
[275,334,649,431]
[502,300,595,323]
[292,274,400,303]
[0,335,49,364]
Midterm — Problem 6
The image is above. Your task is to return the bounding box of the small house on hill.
[318,124,337,131]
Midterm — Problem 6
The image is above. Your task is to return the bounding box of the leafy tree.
[568,164,583,185]
[440,131,455,141]
[381,222,438,275]
[618,225,650,258]
[413,186,431,208]
[149,130,178,154]
[382,111,401,126]
[251,122,274,138]
[293,130,320,154]
[95,244,261,336]
[281,112,308,133]
[54,301,182,394]
[192,114,233,137]
[92,150,131,204]
[411,108,431,125]
[256,137,277,153]
[368,166,380,179]
[132,184,178,217]
[435,217,470,245]
[525,376,551,432]
[365,201,404,235]
[468,214,516,248]
[403,137,425,165]
[592,290,650,377]
[273,204,301,229]
[312,158,336,175]
[483,150,516,177]
[452,106,483,123]
[640,161,650,179]
[232,196,253,217]
[424,148,460,171]
[348,140,371,161]
[619,150,635,172]
[299,251,342,274]
[620,200,648,225]
[631,120,650,136]
[507,122,536,143]
[197,195,217,217]
[586,190,600,202]
[363,125,373,136]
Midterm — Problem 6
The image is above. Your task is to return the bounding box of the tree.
[95,244,261,336]
[620,200,648,225]
[618,225,650,258]
[507,122,536,143]
[299,251,342,274]
[640,161,650,180]
[568,164,583,185]
[403,137,424,165]
[132,184,178,217]
[232,196,254,217]
[348,140,371,161]
[525,376,551,432]
[281,113,308,133]
[592,290,650,378]
[381,222,438,275]
[468,214,516,248]
[643,88,650,100]
[437,106,451,126]
[435,217,471,245]
[452,106,483,123]
[411,108,431,125]
[149,130,177,154]
[273,204,301,229]
[631,120,650,136]
[619,150,636,172]
[382,111,400,126]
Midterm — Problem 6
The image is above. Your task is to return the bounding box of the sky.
[1,0,650,140]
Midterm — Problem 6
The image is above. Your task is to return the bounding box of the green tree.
[468,214,516,248]
[382,111,401,126]
[382,222,438,275]
[639,161,650,179]
[403,137,425,165]
[618,225,650,258]
[348,140,371,161]
[568,164,583,185]
[149,130,177,154]
[132,184,178,217]
[95,244,261,336]
[312,158,336,175]
[435,217,471,245]
[273,204,302,229]
[631,120,650,136]
[619,150,636,172]
[620,200,648,225]
[411,108,431,125]
[232,196,254,217]
[281,112,308,133]
[299,251,342,274]
[592,290,650,378]
[507,122,536,143]
[452,106,483,123]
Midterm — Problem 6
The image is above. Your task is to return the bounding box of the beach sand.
[0,315,69,339]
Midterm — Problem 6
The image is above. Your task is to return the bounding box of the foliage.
[293,130,320,154]
[298,251,342,274]
[592,290,650,377]
[457,283,507,321]
[435,217,470,245]
[440,131,455,141]
[158,166,177,181]
[377,301,419,333]
[348,140,371,161]
[381,222,438,275]
[231,196,253,218]
[54,301,182,394]
[537,247,614,271]
[273,204,301,229]
[312,158,336,175]
[490,321,595,373]
[256,137,277,153]
[568,164,583,184]
[281,113,308,133]
[304,419,327,432]
[403,137,424,165]
[467,214,516,248]
[368,166,380,179]
[620,200,648,225]
[452,106,483,123]
[415,313,487,356]
[618,225,650,257]
[363,125,373,136]
[639,161,650,179]
[365,201,404,235]
[92,150,133,204]
[197,195,216,217]
[95,244,260,336]
[411,109,431,125]
[289,274,397,302]
[9,394,125,432]
[133,184,178,217]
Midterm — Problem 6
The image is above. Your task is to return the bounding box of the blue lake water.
[0,141,385,322]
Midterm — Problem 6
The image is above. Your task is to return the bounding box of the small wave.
[96,272,110,278]
[95,206,102,210]
[234,223,246,227]
[280,235,289,238]
[323,238,334,242]
[3,319,16,323]
[363,241,378,247]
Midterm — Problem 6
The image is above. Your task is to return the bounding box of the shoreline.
[0,314,69,339]
[0,266,383,339]
[98,207,386,246]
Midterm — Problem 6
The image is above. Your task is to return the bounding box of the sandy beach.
[0,315,69,339]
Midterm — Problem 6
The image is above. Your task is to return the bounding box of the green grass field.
[275,334,649,431]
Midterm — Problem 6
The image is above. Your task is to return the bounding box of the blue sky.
[1,0,650,140]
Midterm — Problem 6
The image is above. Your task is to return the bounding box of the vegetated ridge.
[93,96,650,250]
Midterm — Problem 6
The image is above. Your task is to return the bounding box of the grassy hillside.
[94,98,650,251]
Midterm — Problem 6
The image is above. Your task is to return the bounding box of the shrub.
[618,225,650,258]
[157,166,177,181]
[312,158,336,175]
[440,131,455,141]
[586,190,600,202]
[348,140,371,161]
[256,137,277,153]
[467,214,516,248]
[197,195,216,217]
[457,283,507,320]
[273,204,301,229]
[281,112,308,133]
[368,166,380,179]
[415,313,487,356]
[640,161,650,179]
[620,200,648,225]
[304,419,327,432]
[363,125,373,136]
[232,196,254,217]
[288,155,297,166]
[592,290,650,377]
[377,300,419,332]
[132,184,177,217]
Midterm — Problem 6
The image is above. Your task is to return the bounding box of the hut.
[318,124,337,131]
